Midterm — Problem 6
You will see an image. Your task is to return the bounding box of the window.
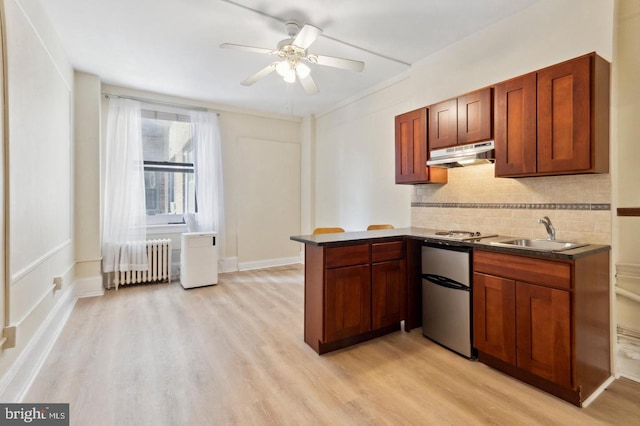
[141,108,195,223]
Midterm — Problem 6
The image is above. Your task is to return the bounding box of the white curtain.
[190,111,225,240]
[102,98,148,273]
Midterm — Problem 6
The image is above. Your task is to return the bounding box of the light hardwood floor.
[24,265,640,425]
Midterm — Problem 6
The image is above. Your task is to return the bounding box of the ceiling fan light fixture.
[276,60,296,83]
[275,60,291,77]
[283,70,296,83]
[223,20,364,93]
[295,62,311,79]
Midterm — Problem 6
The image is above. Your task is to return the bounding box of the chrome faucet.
[538,216,556,240]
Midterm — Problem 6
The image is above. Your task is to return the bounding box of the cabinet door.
[537,54,591,174]
[458,88,493,145]
[325,265,371,342]
[372,259,406,329]
[494,72,537,177]
[473,272,516,364]
[429,98,458,149]
[516,282,572,388]
[395,109,447,184]
[395,109,428,183]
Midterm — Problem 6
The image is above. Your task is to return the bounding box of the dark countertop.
[290,227,426,245]
[290,227,610,260]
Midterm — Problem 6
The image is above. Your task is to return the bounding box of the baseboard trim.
[616,339,640,383]
[219,256,237,273]
[74,276,105,298]
[238,256,301,271]
[617,372,640,383]
[0,285,77,402]
[581,376,615,407]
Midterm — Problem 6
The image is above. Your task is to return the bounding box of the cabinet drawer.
[325,244,370,268]
[474,250,571,290]
[372,241,406,263]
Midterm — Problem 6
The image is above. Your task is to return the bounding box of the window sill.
[147,224,188,235]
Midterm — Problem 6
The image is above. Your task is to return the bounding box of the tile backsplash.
[411,164,611,244]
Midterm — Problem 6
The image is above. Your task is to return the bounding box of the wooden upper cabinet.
[458,88,493,145]
[495,52,610,177]
[428,98,458,149]
[537,53,609,174]
[394,108,447,184]
[494,72,537,176]
[395,108,427,183]
[429,88,493,150]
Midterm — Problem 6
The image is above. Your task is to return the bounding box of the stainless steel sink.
[489,239,588,252]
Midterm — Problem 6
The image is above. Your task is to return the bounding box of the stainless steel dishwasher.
[421,242,474,358]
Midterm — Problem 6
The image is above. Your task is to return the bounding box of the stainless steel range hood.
[427,140,495,168]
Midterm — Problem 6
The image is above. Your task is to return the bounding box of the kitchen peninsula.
[291,227,611,406]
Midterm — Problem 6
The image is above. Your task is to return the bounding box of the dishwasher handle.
[422,274,469,291]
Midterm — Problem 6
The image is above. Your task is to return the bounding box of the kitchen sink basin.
[490,239,588,252]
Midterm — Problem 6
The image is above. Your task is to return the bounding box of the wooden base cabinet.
[372,248,407,329]
[473,249,611,406]
[304,240,407,354]
[325,264,371,342]
[473,272,516,364]
[516,281,571,388]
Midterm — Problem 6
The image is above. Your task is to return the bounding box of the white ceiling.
[39,0,540,117]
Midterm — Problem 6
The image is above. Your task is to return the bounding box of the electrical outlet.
[53,276,63,291]
[2,326,16,349]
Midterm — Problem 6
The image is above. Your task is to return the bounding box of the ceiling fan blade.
[298,74,319,95]
[312,54,365,72]
[241,62,278,86]
[220,43,276,55]
[293,24,322,50]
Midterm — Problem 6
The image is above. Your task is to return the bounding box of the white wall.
[612,0,640,381]
[313,0,614,233]
[314,79,415,231]
[0,0,76,396]
[74,72,103,296]
[409,0,613,106]
[218,110,301,269]
[99,85,302,272]
[236,137,301,270]
[0,0,6,353]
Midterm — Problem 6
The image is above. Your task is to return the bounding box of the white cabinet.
[180,232,218,289]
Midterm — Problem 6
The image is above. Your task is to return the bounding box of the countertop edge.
[469,240,610,260]
[290,228,610,260]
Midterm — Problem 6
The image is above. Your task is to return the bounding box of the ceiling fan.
[220,20,365,95]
